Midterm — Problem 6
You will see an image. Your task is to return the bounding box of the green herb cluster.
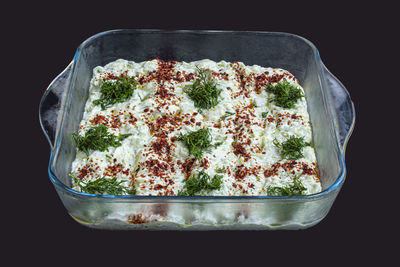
[184,68,222,111]
[261,112,269,118]
[266,81,304,108]
[176,128,213,159]
[70,174,136,195]
[72,124,131,156]
[273,136,311,160]
[94,75,137,109]
[267,177,307,196]
[178,170,223,196]
[216,166,225,173]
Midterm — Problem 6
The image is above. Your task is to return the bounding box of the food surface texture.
[70,59,321,196]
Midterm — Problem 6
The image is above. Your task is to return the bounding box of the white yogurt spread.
[70,59,321,197]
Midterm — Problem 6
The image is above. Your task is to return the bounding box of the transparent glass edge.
[48,154,345,201]
[39,61,74,149]
[312,48,348,192]
[50,47,81,164]
[45,29,348,202]
[321,64,356,156]
[341,109,355,156]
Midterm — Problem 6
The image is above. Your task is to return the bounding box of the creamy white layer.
[71,59,321,196]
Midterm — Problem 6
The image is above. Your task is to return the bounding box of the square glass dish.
[39,30,355,230]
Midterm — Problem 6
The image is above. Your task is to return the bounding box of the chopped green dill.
[184,68,222,111]
[72,124,131,156]
[266,81,304,108]
[94,75,137,109]
[216,166,226,173]
[267,177,307,196]
[220,111,235,120]
[178,170,223,196]
[70,174,136,195]
[273,136,311,160]
[262,112,269,118]
[176,128,213,159]
[214,141,223,147]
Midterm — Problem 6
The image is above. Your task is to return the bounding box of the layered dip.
[70,59,321,197]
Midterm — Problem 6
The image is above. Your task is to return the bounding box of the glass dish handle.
[39,62,73,150]
[322,64,355,153]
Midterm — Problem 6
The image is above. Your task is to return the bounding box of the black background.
[5,1,397,266]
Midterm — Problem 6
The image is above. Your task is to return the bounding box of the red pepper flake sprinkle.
[184,72,194,81]
[234,165,260,181]
[200,158,209,169]
[128,113,138,125]
[301,162,318,176]
[127,214,155,224]
[264,160,319,180]
[212,71,229,81]
[77,165,94,179]
[234,165,248,180]
[144,158,170,177]
[90,115,108,126]
[109,114,121,128]
[232,143,251,161]
[180,158,196,179]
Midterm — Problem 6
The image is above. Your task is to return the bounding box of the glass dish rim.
[44,29,349,201]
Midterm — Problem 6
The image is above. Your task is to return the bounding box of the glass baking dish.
[39,29,355,230]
